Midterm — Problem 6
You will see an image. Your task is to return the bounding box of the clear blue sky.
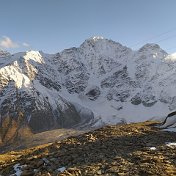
[1,0,176,53]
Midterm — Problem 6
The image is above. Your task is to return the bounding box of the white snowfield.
[0,37,176,128]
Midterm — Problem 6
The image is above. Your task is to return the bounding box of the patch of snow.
[90,36,104,41]
[57,166,66,173]
[165,53,176,61]
[23,51,44,64]
[149,147,156,150]
[0,65,31,88]
[162,128,176,132]
[159,115,176,128]
[165,142,176,147]
[117,101,170,123]
[11,163,23,176]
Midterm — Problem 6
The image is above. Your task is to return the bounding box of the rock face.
[0,36,176,143]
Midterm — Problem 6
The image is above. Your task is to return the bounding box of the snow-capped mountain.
[0,36,176,143]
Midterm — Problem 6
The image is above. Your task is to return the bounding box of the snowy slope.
[0,36,176,142]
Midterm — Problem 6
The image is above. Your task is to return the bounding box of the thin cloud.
[0,36,19,49]
[22,42,30,47]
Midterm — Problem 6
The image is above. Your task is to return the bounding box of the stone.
[97,170,102,175]
[36,160,44,167]
[21,170,35,176]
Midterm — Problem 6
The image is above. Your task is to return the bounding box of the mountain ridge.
[0,37,176,145]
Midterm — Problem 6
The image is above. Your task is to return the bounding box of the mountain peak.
[80,36,129,53]
[87,36,104,41]
[0,49,10,58]
[139,43,167,53]
[81,36,106,46]
[138,43,168,58]
[23,50,44,63]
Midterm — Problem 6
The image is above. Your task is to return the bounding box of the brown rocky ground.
[1,121,176,176]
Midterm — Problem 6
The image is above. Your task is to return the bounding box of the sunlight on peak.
[24,50,45,63]
[170,52,176,57]
[165,52,176,61]
[89,36,104,41]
